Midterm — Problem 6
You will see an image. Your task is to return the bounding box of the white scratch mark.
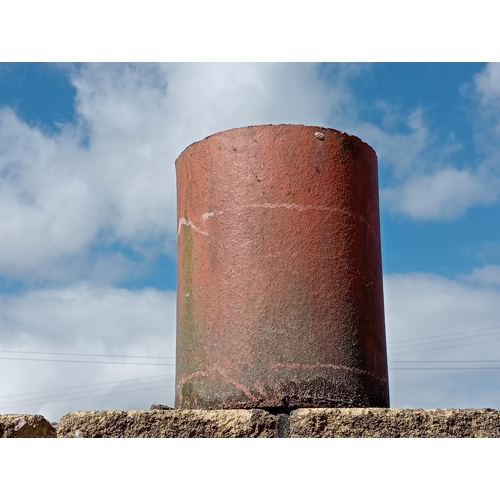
[200,203,379,241]
[253,203,380,241]
[249,202,326,212]
[202,210,223,221]
[178,217,209,236]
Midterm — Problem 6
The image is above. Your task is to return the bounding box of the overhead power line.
[387,325,500,345]
[390,367,500,370]
[388,330,500,351]
[0,348,174,359]
[389,336,500,356]
[390,360,500,363]
[0,374,173,400]
[0,356,175,366]
[0,376,175,408]
[0,382,175,411]
[389,359,500,370]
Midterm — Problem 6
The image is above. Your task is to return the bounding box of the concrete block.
[57,409,278,438]
[289,408,500,438]
[0,414,57,438]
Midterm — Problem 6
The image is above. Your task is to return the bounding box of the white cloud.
[348,104,497,221]
[472,62,500,164]
[382,167,499,220]
[0,108,100,272]
[474,62,500,107]
[462,265,500,287]
[160,63,328,138]
[352,107,430,177]
[384,272,500,408]
[0,285,176,422]
[351,63,500,221]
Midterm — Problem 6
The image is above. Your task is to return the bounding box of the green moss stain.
[181,224,196,362]
[177,224,213,406]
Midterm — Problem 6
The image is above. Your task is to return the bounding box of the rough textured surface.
[0,414,57,438]
[4,408,500,437]
[290,408,500,438]
[57,409,278,438]
[150,404,173,410]
[176,124,389,410]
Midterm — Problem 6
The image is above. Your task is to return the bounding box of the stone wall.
[3,408,500,437]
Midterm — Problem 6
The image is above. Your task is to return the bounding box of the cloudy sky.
[2,62,500,422]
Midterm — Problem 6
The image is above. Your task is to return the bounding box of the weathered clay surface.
[0,414,57,438]
[176,124,389,410]
[57,409,278,438]
[290,408,500,438]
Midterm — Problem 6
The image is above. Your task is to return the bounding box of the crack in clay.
[178,217,209,236]
[271,362,388,383]
[201,203,379,241]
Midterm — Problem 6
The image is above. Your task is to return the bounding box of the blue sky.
[2,62,500,422]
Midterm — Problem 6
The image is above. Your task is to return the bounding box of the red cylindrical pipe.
[175,124,389,409]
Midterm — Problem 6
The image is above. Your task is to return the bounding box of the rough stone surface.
[0,414,57,438]
[289,408,500,438]
[150,404,173,410]
[5,408,500,437]
[57,409,278,438]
